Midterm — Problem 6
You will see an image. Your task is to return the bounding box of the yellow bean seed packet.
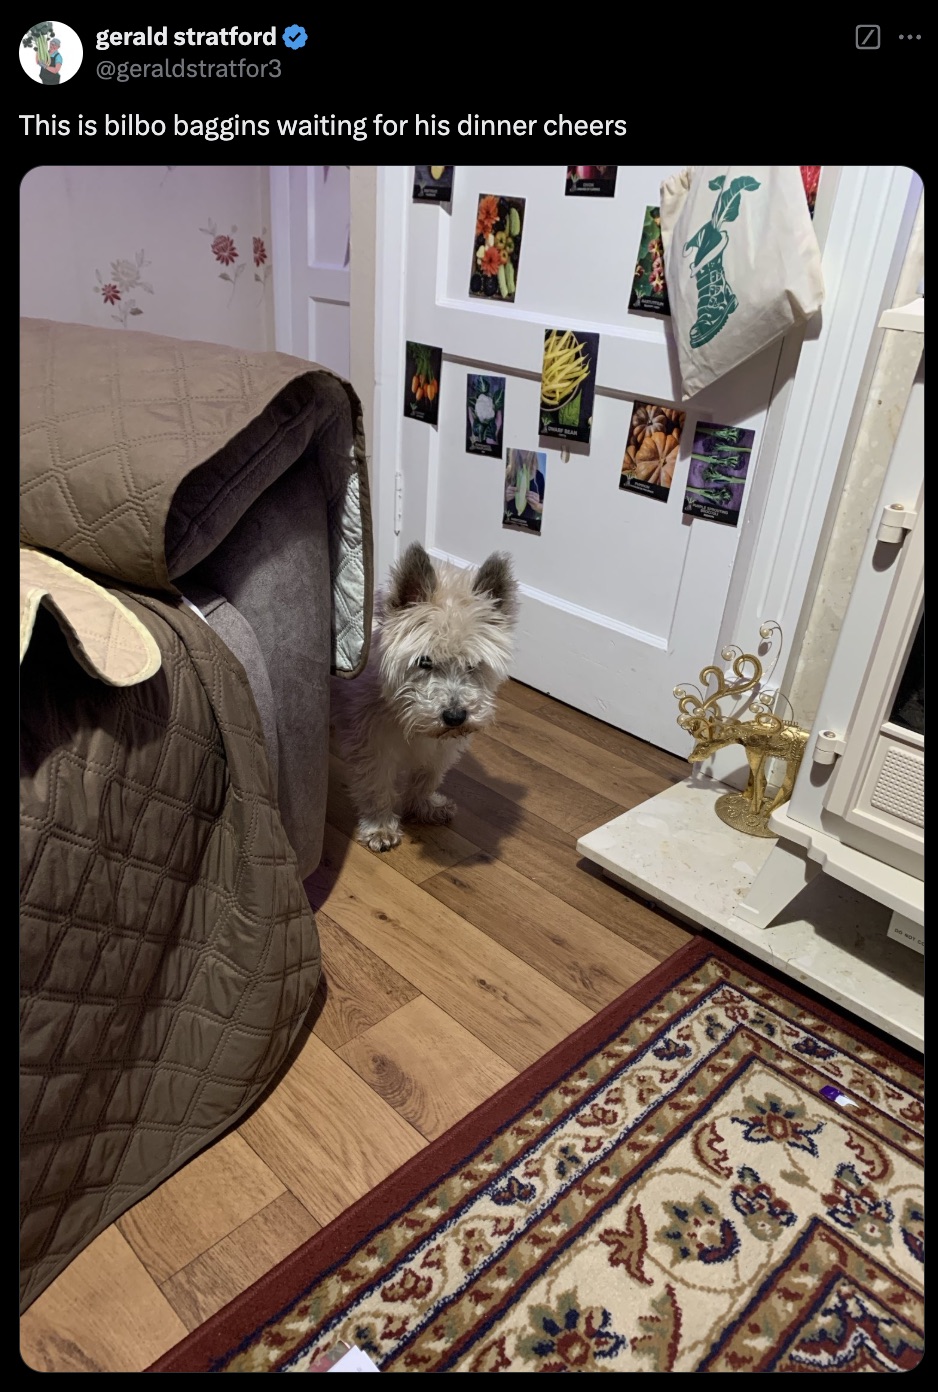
[469,194,525,304]
[539,328,599,445]
[503,449,547,536]
[620,401,687,503]
[629,206,670,316]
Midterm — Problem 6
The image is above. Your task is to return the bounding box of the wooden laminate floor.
[20,680,695,1373]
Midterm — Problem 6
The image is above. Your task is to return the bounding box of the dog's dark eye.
[416,656,433,670]
[466,664,477,674]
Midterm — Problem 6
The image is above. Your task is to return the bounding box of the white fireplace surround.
[738,298,924,944]
[578,295,925,1050]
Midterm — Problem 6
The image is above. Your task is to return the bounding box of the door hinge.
[394,471,403,535]
[813,729,846,766]
[875,503,917,544]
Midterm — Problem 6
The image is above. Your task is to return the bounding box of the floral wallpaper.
[20,165,275,351]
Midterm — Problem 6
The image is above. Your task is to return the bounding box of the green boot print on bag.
[682,175,761,348]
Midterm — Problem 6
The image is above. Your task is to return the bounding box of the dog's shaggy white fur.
[332,542,519,852]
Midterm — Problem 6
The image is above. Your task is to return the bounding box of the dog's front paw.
[407,793,458,825]
[357,817,403,853]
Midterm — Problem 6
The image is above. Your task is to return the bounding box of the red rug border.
[147,933,922,1372]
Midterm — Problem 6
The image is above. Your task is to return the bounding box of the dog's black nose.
[442,708,468,727]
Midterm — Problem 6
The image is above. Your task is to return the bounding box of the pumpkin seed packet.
[682,421,755,526]
[565,165,618,197]
[466,374,505,457]
[539,328,599,445]
[404,342,442,425]
[469,194,525,304]
[629,206,670,315]
[620,402,687,503]
[503,449,547,536]
[414,166,454,201]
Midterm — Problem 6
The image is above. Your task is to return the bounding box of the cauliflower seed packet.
[466,374,505,457]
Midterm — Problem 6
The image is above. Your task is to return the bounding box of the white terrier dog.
[333,542,519,852]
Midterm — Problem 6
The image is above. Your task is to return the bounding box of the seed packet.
[413,166,454,201]
[538,328,599,445]
[800,166,821,218]
[503,449,546,535]
[629,206,670,315]
[620,402,687,502]
[466,374,505,457]
[469,194,525,303]
[404,342,442,425]
[682,421,756,526]
[565,165,618,197]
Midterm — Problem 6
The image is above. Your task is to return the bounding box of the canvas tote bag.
[660,166,824,400]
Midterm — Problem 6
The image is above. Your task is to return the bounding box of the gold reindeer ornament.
[674,624,809,837]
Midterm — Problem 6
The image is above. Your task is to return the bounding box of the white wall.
[20,165,274,351]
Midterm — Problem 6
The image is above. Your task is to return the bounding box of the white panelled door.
[270,165,350,376]
[392,164,788,756]
[376,164,917,758]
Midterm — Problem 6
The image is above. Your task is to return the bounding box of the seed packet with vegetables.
[414,166,454,202]
[565,166,618,197]
[681,421,756,526]
[629,206,670,315]
[503,449,547,535]
[538,328,599,445]
[466,374,505,457]
[800,166,821,219]
[469,194,525,304]
[620,401,687,503]
[404,342,443,425]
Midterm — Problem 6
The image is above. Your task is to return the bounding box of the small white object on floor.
[329,1346,380,1373]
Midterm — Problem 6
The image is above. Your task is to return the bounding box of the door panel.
[401,165,783,755]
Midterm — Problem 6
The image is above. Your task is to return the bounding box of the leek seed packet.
[629,206,670,315]
[620,402,687,502]
[469,194,525,303]
[404,342,442,425]
[466,374,505,457]
[682,421,755,526]
[539,328,599,445]
[413,166,454,201]
[503,449,547,535]
[565,165,618,197]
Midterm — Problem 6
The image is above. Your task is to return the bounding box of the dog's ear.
[472,552,519,619]
[386,542,437,610]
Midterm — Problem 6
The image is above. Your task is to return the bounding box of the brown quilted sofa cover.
[19,318,373,1313]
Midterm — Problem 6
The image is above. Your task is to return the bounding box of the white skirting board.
[576,779,924,1053]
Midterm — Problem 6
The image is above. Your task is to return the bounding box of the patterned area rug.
[150,938,924,1373]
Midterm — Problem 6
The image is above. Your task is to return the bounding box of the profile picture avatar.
[21,21,83,84]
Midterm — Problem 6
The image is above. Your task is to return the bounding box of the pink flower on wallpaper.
[211,234,238,266]
[93,249,153,327]
[200,218,271,304]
